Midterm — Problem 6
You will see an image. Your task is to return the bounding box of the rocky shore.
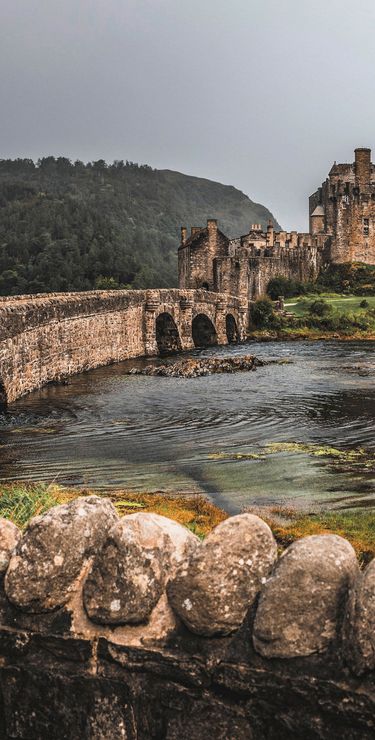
[127,355,266,378]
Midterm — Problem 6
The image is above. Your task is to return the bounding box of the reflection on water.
[0,341,374,514]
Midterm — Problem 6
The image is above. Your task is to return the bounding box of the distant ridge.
[0,157,281,295]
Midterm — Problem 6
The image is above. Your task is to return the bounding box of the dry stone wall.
[0,498,374,738]
[0,289,246,405]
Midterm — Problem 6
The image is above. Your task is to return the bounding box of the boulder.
[167,513,277,636]
[0,519,21,575]
[253,534,359,658]
[83,512,199,625]
[343,558,375,675]
[5,496,118,612]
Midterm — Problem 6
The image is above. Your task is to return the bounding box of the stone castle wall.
[310,148,375,265]
[179,220,325,303]
[0,498,374,738]
[0,289,246,405]
[247,244,323,298]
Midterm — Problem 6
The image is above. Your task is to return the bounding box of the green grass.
[0,483,64,528]
[0,483,227,537]
[251,506,375,566]
[285,293,375,317]
[2,483,375,566]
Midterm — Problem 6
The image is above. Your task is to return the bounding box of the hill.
[0,157,281,295]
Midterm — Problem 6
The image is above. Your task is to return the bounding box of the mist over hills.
[0,157,280,295]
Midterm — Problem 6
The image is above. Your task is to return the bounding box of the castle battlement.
[179,148,375,300]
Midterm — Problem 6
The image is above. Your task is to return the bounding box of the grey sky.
[1,0,375,231]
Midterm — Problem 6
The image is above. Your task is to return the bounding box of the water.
[0,341,374,514]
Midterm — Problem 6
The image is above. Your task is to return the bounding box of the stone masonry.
[0,289,246,405]
[179,148,375,301]
[310,147,375,264]
[0,498,374,738]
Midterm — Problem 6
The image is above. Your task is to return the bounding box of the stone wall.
[248,244,323,298]
[310,148,375,265]
[179,220,324,302]
[0,498,374,738]
[0,289,246,405]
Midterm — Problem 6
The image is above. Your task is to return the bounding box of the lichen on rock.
[167,513,277,636]
[5,496,119,613]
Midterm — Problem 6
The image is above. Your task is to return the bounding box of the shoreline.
[247,329,375,342]
[1,481,374,565]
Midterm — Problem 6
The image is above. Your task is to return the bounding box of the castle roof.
[311,204,325,217]
[329,162,353,176]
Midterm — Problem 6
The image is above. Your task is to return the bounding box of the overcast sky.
[1,0,375,230]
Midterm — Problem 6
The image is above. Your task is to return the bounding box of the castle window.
[363,218,369,236]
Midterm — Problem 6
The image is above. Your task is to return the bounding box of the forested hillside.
[0,157,280,295]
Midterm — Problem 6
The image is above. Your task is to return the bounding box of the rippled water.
[0,341,374,514]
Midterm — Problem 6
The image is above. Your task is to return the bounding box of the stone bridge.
[0,289,247,406]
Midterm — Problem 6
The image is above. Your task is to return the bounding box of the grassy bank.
[0,482,227,538]
[247,506,375,566]
[249,292,375,340]
[285,292,375,318]
[1,482,374,565]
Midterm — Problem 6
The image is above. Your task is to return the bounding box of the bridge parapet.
[0,289,247,405]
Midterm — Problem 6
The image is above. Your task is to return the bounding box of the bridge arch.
[155,312,182,354]
[226,313,240,343]
[192,313,218,348]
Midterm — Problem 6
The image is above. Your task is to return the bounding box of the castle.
[178,147,375,300]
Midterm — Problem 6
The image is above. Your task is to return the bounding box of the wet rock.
[343,558,375,675]
[127,355,266,378]
[0,519,20,574]
[253,534,359,658]
[5,496,118,613]
[167,514,277,637]
[83,512,199,625]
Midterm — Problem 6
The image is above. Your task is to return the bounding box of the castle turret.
[355,147,371,192]
[266,220,274,247]
[310,204,325,235]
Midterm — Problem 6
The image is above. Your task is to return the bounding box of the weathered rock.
[0,518,21,574]
[5,496,118,613]
[343,558,375,675]
[83,512,199,625]
[253,534,359,658]
[127,355,264,378]
[167,513,277,637]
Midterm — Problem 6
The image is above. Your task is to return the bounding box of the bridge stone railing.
[0,498,374,738]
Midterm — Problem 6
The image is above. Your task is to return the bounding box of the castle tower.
[355,147,371,192]
[266,220,274,248]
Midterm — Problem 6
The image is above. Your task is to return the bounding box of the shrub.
[266,276,316,300]
[360,299,369,308]
[317,263,375,295]
[250,297,277,328]
[308,299,333,317]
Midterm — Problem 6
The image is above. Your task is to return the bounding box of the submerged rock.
[127,355,266,378]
